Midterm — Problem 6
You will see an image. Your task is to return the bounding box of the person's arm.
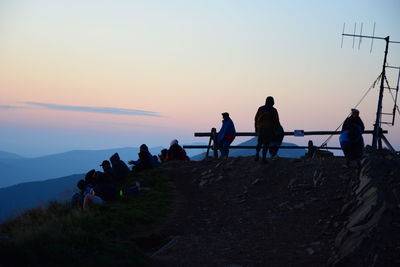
[359,118,365,132]
[217,122,227,142]
[273,108,280,128]
[254,108,260,132]
[341,118,350,132]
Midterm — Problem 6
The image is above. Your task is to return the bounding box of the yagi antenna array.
[341,22,400,51]
[341,22,376,52]
[340,23,400,150]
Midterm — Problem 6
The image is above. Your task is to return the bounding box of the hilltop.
[1,150,399,266]
[151,156,352,266]
[152,151,400,266]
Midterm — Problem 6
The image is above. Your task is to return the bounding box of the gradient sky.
[0,0,399,157]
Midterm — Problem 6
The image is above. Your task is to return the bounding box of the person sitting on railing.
[217,112,236,159]
[254,96,281,163]
[165,139,189,161]
[340,108,365,166]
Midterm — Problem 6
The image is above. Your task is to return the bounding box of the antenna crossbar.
[342,33,399,44]
[342,33,387,40]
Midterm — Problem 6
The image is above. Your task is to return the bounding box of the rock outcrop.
[329,148,400,266]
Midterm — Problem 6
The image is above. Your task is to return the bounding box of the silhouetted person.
[158,149,168,163]
[254,96,281,162]
[100,160,116,183]
[217,112,236,159]
[109,153,130,182]
[128,144,154,172]
[340,109,365,166]
[166,139,189,161]
[305,140,317,158]
[71,179,87,208]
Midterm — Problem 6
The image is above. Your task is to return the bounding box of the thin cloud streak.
[0,105,21,109]
[24,102,161,117]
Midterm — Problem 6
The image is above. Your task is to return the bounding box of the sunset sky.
[1,0,399,157]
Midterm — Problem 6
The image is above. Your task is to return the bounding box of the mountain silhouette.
[0,147,163,188]
[0,174,83,223]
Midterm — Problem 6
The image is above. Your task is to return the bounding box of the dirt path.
[152,156,355,267]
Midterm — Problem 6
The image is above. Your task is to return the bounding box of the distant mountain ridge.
[0,144,206,188]
[0,150,24,160]
[0,174,83,223]
[0,147,162,188]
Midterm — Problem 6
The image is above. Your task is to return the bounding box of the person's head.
[159,149,168,161]
[100,160,111,172]
[308,140,314,147]
[140,144,149,152]
[351,108,360,118]
[160,148,168,156]
[221,112,230,120]
[85,169,96,185]
[170,139,178,146]
[265,96,274,106]
[77,179,86,191]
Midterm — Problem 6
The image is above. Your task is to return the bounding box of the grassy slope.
[0,166,173,266]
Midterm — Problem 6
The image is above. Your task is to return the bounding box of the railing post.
[211,128,218,159]
[205,128,214,158]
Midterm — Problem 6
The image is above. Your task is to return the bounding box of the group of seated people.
[71,139,189,209]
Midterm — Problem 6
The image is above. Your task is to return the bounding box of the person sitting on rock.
[128,144,154,172]
[165,139,189,161]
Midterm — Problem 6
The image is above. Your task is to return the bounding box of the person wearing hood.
[166,139,189,161]
[217,112,236,159]
[109,153,130,182]
[340,108,365,166]
[254,96,281,162]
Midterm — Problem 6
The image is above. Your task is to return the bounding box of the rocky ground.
[149,155,369,267]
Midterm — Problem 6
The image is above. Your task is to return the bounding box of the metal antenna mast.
[341,23,400,150]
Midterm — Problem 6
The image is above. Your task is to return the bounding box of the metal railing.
[183,128,387,158]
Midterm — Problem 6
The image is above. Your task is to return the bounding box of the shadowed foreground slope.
[152,152,400,266]
[1,151,399,266]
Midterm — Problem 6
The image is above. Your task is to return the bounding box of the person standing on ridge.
[340,108,365,167]
[217,112,236,159]
[254,96,281,163]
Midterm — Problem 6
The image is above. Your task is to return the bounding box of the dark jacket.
[110,153,130,182]
[341,116,364,139]
[255,105,280,130]
[166,144,188,161]
[132,150,154,172]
